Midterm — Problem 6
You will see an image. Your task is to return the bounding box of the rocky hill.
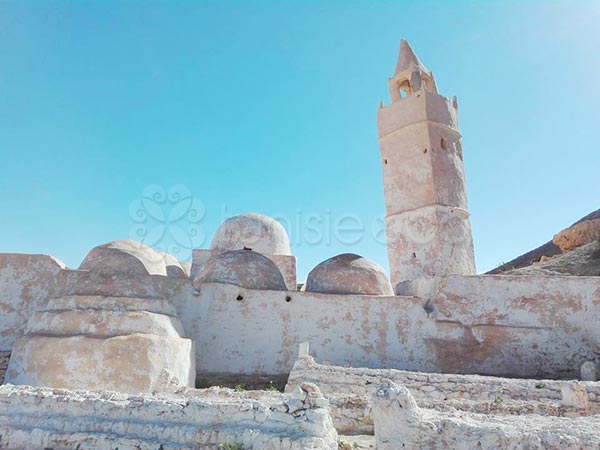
[488,209,600,276]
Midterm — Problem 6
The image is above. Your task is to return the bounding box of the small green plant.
[493,395,503,404]
[234,384,245,392]
[535,382,546,389]
[218,442,243,450]
[264,380,279,392]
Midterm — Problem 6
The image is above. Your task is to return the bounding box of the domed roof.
[305,253,393,296]
[193,250,287,291]
[210,213,291,255]
[79,240,187,278]
[79,240,167,276]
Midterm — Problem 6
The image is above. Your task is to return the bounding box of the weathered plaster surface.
[6,333,195,393]
[0,254,65,350]
[210,213,292,256]
[80,240,177,277]
[398,274,600,378]
[193,250,287,291]
[0,383,338,450]
[190,282,430,376]
[386,205,475,282]
[2,248,196,393]
[193,248,297,290]
[1,255,600,388]
[378,41,476,284]
[305,253,393,296]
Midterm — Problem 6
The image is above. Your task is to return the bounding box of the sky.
[0,1,599,280]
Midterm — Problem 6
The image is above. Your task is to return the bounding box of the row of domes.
[193,249,393,295]
[78,213,393,296]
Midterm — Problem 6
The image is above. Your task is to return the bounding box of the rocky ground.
[338,435,375,449]
[488,209,600,276]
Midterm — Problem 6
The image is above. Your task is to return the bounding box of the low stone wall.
[372,381,600,450]
[286,355,600,434]
[0,383,338,450]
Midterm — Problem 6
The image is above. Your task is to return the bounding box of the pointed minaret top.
[394,40,429,76]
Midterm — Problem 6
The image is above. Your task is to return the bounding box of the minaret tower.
[378,40,476,286]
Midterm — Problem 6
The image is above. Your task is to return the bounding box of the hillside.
[488,209,600,276]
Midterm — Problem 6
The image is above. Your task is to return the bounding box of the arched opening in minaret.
[397,79,412,98]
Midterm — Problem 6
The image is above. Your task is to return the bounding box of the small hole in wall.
[236,295,244,301]
[412,252,417,259]
[440,138,448,151]
[384,159,388,165]
[285,295,292,302]
[423,148,428,154]
[243,246,252,251]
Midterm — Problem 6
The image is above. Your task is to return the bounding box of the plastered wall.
[1,254,600,385]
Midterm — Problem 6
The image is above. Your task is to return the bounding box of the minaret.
[378,40,476,286]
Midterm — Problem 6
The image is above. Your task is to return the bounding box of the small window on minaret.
[440,138,448,151]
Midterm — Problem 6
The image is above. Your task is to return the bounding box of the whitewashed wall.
[1,254,600,384]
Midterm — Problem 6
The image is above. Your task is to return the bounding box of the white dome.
[193,250,287,291]
[305,253,393,296]
[79,240,167,276]
[210,213,291,255]
[79,240,187,278]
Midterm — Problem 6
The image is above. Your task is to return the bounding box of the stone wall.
[187,282,430,377]
[372,381,600,450]
[1,254,600,387]
[0,254,65,351]
[0,383,338,450]
[397,273,600,378]
[286,356,600,434]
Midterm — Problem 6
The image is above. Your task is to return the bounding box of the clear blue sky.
[1,1,598,280]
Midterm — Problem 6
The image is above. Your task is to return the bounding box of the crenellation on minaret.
[379,40,476,286]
